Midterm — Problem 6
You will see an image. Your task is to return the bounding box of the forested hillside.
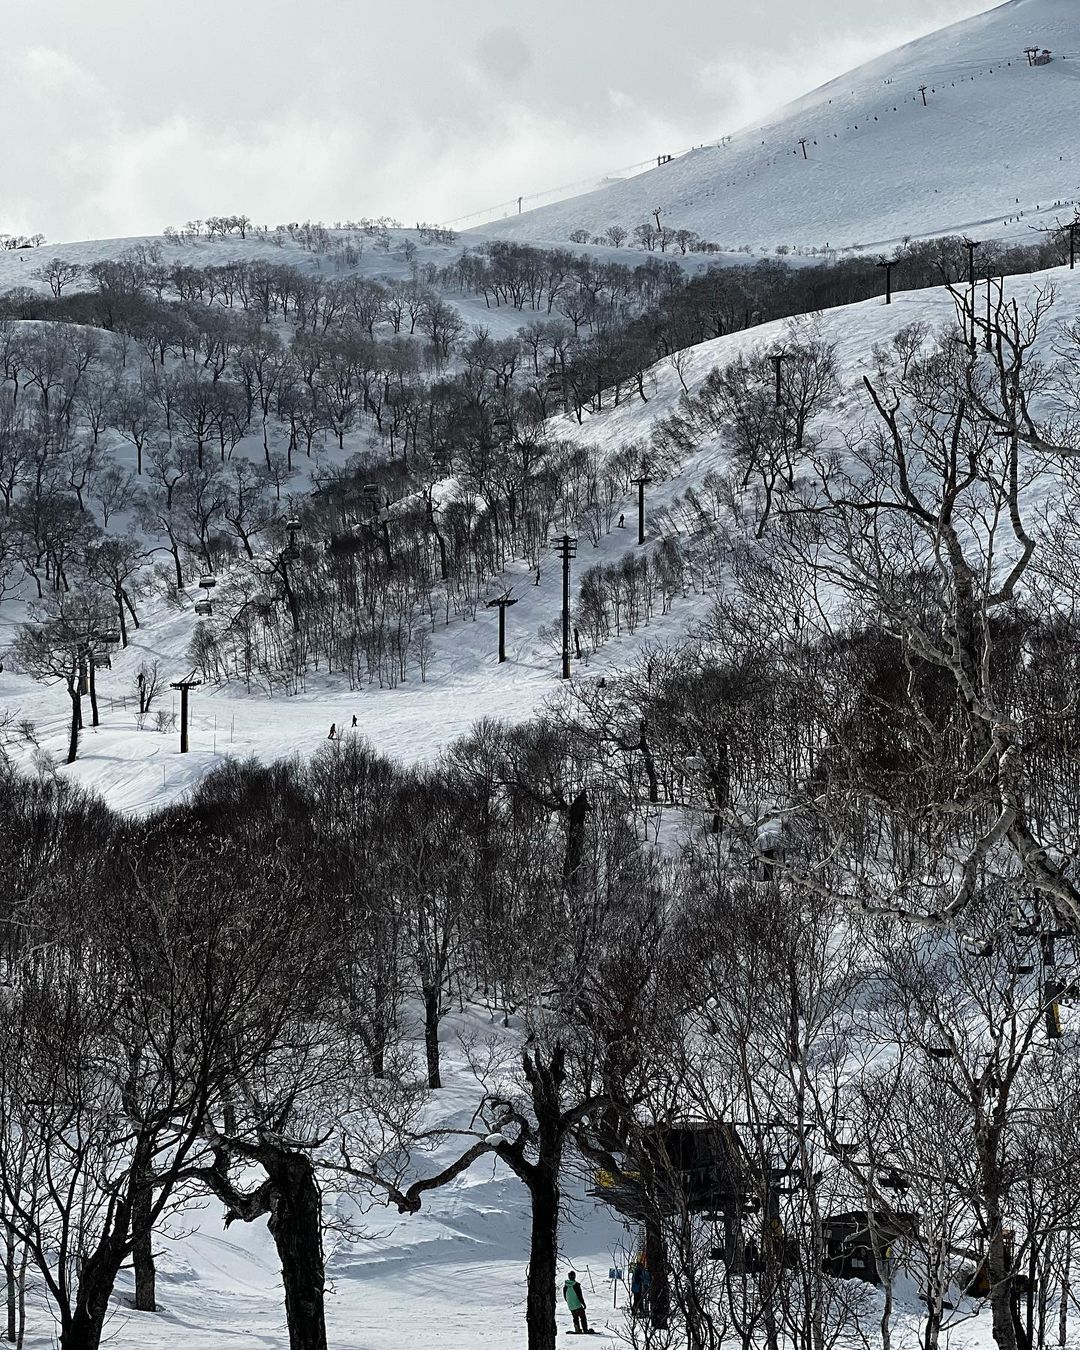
[3,201,1080,1350]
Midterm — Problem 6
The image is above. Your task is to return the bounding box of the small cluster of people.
[561,1259,652,1334]
[326,716,358,739]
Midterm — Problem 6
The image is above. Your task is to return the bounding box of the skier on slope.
[563,1271,590,1334]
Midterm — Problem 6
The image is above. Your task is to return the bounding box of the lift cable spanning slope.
[457,0,1080,251]
[444,41,1072,236]
[439,143,717,230]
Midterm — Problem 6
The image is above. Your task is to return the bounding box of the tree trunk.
[67,686,81,764]
[131,1172,156,1312]
[264,1150,327,1350]
[1058,1244,1070,1347]
[563,789,590,902]
[644,1215,671,1331]
[3,1221,15,1343]
[60,1239,127,1350]
[423,984,442,1089]
[525,1170,560,1350]
[988,1227,1020,1350]
[88,659,100,728]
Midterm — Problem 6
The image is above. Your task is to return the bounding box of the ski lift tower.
[486,590,519,664]
[169,674,203,754]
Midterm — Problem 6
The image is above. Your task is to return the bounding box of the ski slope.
[474,0,1080,254]
[15,1010,629,1350]
[5,263,1080,814]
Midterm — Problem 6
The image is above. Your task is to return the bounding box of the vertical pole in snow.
[630,474,652,546]
[771,351,791,408]
[965,239,981,289]
[1070,222,1078,270]
[919,85,928,106]
[562,542,571,681]
[878,258,894,304]
[549,535,578,680]
[518,196,523,215]
[963,240,981,354]
[170,676,202,754]
[486,593,519,663]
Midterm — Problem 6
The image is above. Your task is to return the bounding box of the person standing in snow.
[327,722,336,740]
[563,1271,589,1334]
[630,1262,650,1316]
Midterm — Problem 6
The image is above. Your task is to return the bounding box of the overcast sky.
[1,0,1000,243]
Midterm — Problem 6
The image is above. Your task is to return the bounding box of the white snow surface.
[7,244,1080,1350]
[473,0,1080,255]
[5,263,1080,816]
[15,1010,629,1350]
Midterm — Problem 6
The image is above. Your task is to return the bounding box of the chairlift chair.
[879,1168,910,1194]
[97,629,121,646]
[194,599,213,617]
[198,574,217,590]
[92,653,111,670]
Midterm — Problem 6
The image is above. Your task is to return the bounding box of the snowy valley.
[4,4,1080,1350]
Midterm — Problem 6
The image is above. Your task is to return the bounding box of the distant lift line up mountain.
[472,0,1080,255]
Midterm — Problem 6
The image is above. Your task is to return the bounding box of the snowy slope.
[474,0,1080,254]
[6,264,1080,815]
[16,1012,629,1350]
[0,231,536,341]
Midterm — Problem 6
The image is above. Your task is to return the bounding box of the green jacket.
[563,1278,586,1311]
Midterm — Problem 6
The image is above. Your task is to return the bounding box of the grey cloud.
[0,0,996,241]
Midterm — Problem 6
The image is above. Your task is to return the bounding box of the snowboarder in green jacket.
[563,1271,589,1334]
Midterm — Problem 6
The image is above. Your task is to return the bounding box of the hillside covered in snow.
[474,0,1080,254]
[7,7,1080,1349]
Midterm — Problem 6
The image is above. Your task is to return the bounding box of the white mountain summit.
[475,0,1080,255]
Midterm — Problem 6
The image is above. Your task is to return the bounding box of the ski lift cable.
[439,144,711,229]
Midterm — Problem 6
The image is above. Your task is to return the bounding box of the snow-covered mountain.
[475,0,1080,254]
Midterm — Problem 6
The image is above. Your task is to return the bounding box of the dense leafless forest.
[5,217,1080,1350]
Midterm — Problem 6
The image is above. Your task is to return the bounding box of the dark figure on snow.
[618,513,625,528]
[351,714,358,728]
[563,1271,589,1334]
[327,722,336,740]
[630,1262,650,1316]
